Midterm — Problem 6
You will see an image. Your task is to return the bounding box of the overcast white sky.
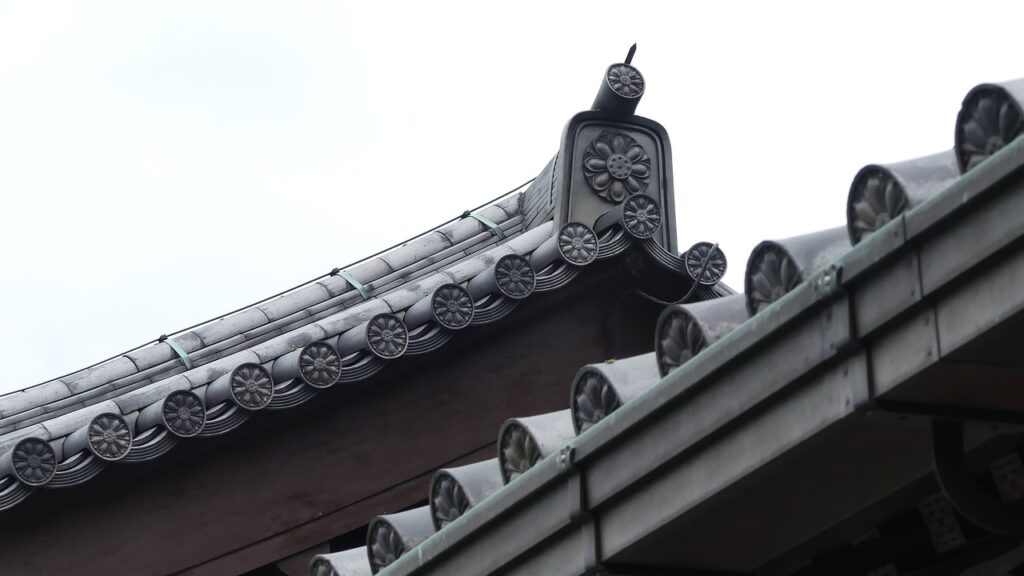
[0,1,1021,392]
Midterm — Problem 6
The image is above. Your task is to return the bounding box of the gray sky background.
[0,1,1020,392]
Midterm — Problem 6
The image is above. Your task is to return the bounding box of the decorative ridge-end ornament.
[162,390,205,437]
[494,254,536,299]
[10,437,57,486]
[431,283,474,329]
[582,131,652,203]
[298,341,342,388]
[956,81,1024,174]
[571,369,622,434]
[87,413,133,461]
[553,46,676,253]
[366,313,408,359]
[557,222,599,265]
[593,46,645,117]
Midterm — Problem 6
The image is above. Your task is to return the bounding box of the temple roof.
[310,76,1024,575]
[0,51,732,512]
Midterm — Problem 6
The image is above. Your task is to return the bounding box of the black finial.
[624,44,637,65]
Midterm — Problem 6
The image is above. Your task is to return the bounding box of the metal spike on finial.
[625,43,637,65]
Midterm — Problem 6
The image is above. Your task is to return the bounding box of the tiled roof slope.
[0,51,732,511]
[310,78,1024,575]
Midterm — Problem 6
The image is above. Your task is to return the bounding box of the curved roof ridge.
[0,188,532,430]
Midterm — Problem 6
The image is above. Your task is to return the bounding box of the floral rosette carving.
[607,64,645,98]
[88,413,133,461]
[431,473,471,529]
[557,222,599,265]
[622,194,661,238]
[656,309,706,377]
[494,255,536,300]
[367,314,408,359]
[229,363,274,410]
[746,245,802,315]
[499,423,541,483]
[848,168,906,244]
[163,390,206,437]
[684,242,728,286]
[368,519,405,573]
[431,284,474,329]
[12,437,56,486]
[572,371,622,433]
[299,341,342,388]
[583,132,651,203]
[956,86,1023,172]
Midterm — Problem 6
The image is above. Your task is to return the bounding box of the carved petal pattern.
[746,245,803,315]
[431,473,471,529]
[582,132,651,203]
[849,168,906,244]
[608,64,644,98]
[622,194,661,238]
[573,371,622,433]
[368,519,405,573]
[558,222,599,265]
[229,363,274,409]
[163,390,205,437]
[299,342,342,388]
[684,242,728,286]
[494,255,536,300]
[12,438,56,486]
[367,314,408,359]
[500,423,541,483]
[957,87,1023,172]
[88,413,132,461]
[432,284,474,329]
[656,309,707,377]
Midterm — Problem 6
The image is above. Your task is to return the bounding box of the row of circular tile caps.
[308,212,926,574]
[310,347,685,574]
[312,295,809,574]
[847,78,1024,246]
[0,197,671,507]
[312,343,722,574]
[310,77,1024,576]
